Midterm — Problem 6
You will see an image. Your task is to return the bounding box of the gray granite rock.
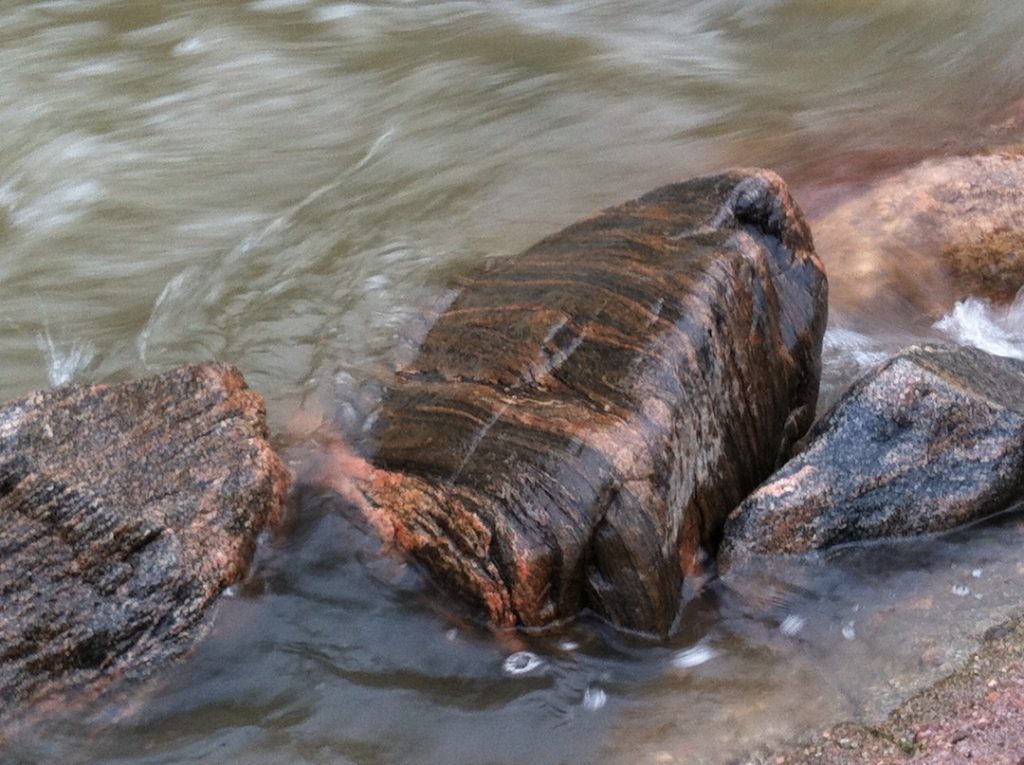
[0,364,290,729]
[720,344,1024,568]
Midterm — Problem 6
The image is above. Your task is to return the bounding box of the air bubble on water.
[445,628,458,642]
[841,623,856,641]
[671,642,718,669]
[780,614,806,636]
[503,651,544,676]
[559,640,579,652]
[582,686,607,711]
[972,569,983,579]
[952,584,970,597]
[223,585,239,598]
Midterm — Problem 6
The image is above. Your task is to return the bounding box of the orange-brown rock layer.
[347,169,827,636]
[0,364,290,730]
[815,152,1024,323]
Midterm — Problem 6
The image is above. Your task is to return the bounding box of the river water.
[4,1,1024,763]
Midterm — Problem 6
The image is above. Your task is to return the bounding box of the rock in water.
[340,170,827,635]
[0,364,290,727]
[720,345,1024,568]
[816,152,1024,322]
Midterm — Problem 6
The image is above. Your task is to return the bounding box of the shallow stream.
[4,2,1024,763]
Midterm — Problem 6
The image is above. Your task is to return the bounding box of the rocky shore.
[6,152,1024,758]
[758,609,1024,764]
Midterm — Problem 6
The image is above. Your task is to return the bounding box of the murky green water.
[4,1,1024,763]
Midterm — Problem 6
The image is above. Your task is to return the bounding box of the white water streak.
[37,330,95,387]
[934,291,1024,360]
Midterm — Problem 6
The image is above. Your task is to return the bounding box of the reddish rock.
[815,152,1024,322]
[329,169,827,636]
[0,364,290,730]
[755,612,1024,765]
[720,344,1024,567]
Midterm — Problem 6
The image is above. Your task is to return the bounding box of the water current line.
[134,122,399,365]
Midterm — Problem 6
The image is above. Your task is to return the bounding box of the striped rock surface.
[349,170,827,635]
[0,364,290,731]
[720,345,1024,568]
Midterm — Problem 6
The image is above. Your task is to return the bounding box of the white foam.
[12,179,102,231]
[934,292,1024,360]
[671,642,718,669]
[779,614,806,636]
[312,3,370,22]
[582,686,607,711]
[37,331,95,387]
[249,0,311,11]
[823,327,890,368]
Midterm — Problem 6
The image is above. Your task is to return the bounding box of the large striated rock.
[330,169,827,636]
[0,364,290,727]
[720,345,1024,568]
[816,152,1024,322]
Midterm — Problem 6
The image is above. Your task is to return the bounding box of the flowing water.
[4,1,1024,763]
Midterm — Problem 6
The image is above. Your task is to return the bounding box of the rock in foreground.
[0,364,290,727]
[721,345,1024,567]
[339,169,827,636]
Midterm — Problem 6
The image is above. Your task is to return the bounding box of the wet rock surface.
[815,152,1024,323]
[336,169,827,635]
[720,345,1024,567]
[0,364,290,730]
[760,609,1024,765]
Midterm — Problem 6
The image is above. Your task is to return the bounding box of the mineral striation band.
[344,169,828,636]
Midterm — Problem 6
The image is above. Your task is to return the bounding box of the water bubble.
[952,584,970,597]
[972,569,983,579]
[582,686,607,711]
[559,640,579,652]
[445,628,458,642]
[503,651,543,676]
[671,643,718,669]
[780,614,806,636]
[841,623,856,641]
[223,585,239,598]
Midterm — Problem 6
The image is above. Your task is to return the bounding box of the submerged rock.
[331,169,827,636]
[720,345,1024,567]
[0,364,290,728]
[816,152,1024,322]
